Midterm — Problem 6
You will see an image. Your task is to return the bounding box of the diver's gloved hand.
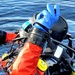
[0,30,6,44]
[34,3,60,31]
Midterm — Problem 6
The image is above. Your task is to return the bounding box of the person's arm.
[5,32,18,43]
[10,4,60,75]
[0,30,18,44]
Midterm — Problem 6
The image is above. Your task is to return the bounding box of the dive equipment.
[37,59,48,71]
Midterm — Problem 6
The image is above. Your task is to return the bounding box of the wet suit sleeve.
[0,30,18,44]
[5,32,18,42]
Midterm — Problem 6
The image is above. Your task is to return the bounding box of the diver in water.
[0,3,68,75]
[11,3,59,75]
[6,3,60,75]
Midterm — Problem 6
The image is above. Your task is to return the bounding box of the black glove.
[0,30,6,44]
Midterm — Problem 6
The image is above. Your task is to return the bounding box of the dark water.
[0,0,75,74]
